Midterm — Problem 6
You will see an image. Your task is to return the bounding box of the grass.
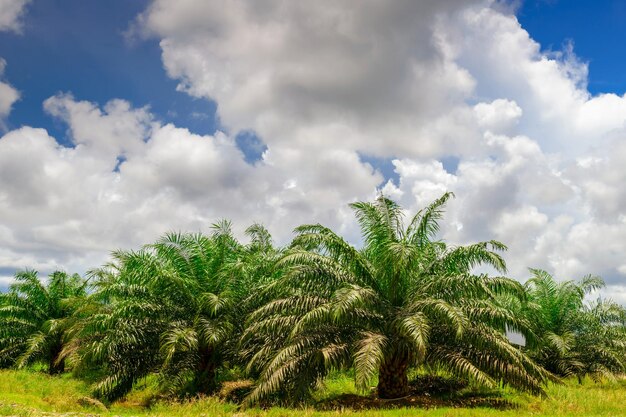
[1,369,626,417]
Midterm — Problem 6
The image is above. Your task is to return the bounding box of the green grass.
[2,369,626,417]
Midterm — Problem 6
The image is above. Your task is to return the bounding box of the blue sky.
[1,0,625,174]
[2,0,626,138]
[0,0,626,171]
[1,0,626,299]
[0,0,218,141]
[518,0,626,95]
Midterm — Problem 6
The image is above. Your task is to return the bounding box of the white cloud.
[0,275,13,291]
[136,0,486,160]
[2,0,626,302]
[0,0,28,125]
[0,58,19,122]
[0,94,381,278]
[474,99,522,134]
[0,0,29,32]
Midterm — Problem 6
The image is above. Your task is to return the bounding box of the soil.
[316,376,516,411]
[316,392,515,411]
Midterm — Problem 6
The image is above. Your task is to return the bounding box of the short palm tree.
[575,298,626,380]
[0,269,86,373]
[68,221,278,401]
[244,193,549,404]
[522,269,626,380]
[66,248,168,401]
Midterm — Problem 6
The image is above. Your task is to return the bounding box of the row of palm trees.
[1,193,625,405]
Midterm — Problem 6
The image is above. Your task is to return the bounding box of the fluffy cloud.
[137,0,484,159]
[0,93,379,284]
[0,0,29,125]
[474,99,522,134]
[2,0,626,304]
[0,0,29,126]
[1,95,252,263]
[0,58,19,122]
[0,0,28,32]
[134,0,626,296]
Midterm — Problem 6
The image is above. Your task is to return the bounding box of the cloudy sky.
[1,0,626,300]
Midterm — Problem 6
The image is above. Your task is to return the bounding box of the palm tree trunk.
[194,349,217,394]
[49,357,65,375]
[48,340,65,375]
[377,355,409,399]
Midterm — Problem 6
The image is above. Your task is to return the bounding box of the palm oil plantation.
[1,193,625,416]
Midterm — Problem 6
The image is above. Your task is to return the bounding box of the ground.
[1,369,626,417]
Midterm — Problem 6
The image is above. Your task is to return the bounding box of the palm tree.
[68,221,279,401]
[0,270,86,374]
[154,222,275,395]
[65,248,167,401]
[522,269,626,380]
[575,298,626,380]
[244,193,549,404]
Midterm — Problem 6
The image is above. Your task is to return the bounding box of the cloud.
[0,0,28,125]
[0,58,19,123]
[0,94,380,279]
[133,0,626,296]
[136,0,485,159]
[0,0,29,33]
[2,0,626,305]
[0,275,13,291]
[1,96,252,258]
[474,99,522,134]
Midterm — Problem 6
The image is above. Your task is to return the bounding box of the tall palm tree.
[0,270,86,374]
[522,269,626,380]
[244,193,549,404]
[67,221,279,401]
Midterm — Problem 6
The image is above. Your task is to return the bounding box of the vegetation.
[0,270,86,374]
[63,221,278,401]
[521,269,626,381]
[0,193,625,414]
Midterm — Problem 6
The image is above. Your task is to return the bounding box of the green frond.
[394,312,430,360]
[406,192,454,247]
[440,241,508,274]
[199,292,234,316]
[16,331,48,369]
[408,298,468,337]
[579,274,605,294]
[160,325,198,367]
[329,284,381,322]
[354,332,388,391]
[246,223,273,251]
[434,349,496,389]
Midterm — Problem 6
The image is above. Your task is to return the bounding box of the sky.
[1,0,626,301]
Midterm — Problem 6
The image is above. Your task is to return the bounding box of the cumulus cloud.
[0,0,28,129]
[136,0,486,159]
[0,0,29,32]
[0,58,19,123]
[133,0,626,295]
[1,96,252,262]
[0,94,379,284]
[474,99,522,134]
[2,0,626,304]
